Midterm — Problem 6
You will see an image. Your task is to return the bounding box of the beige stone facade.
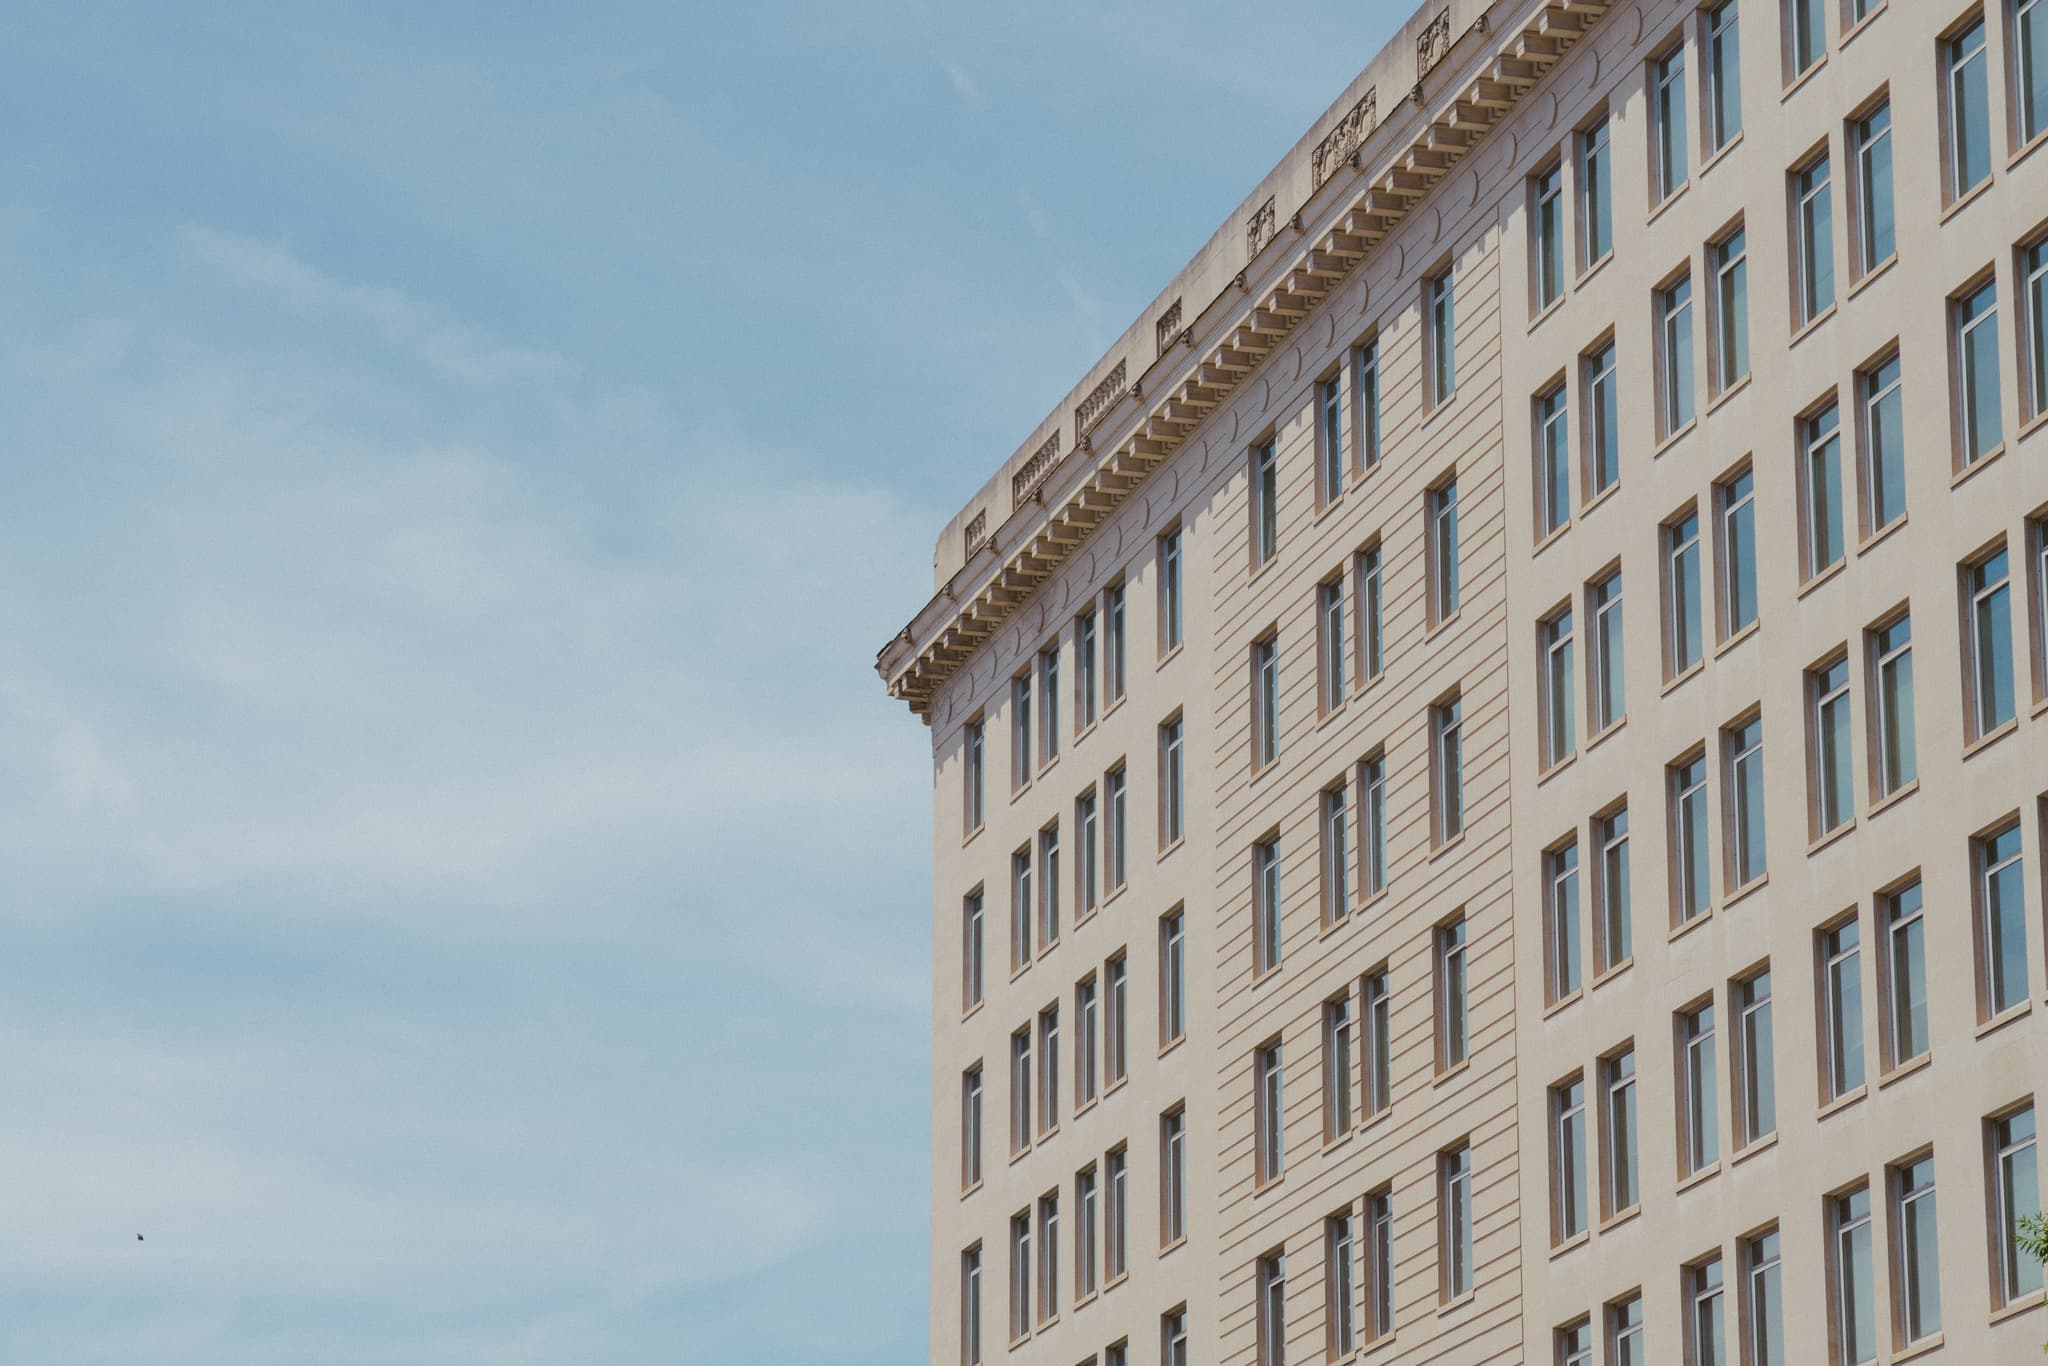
[880,2,2048,1364]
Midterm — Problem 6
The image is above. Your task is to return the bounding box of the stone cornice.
[878,0,1614,721]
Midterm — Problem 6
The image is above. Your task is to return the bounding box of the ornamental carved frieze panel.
[1311,87,1378,188]
[1074,358,1128,439]
[963,508,988,557]
[1011,431,1063,507]
[1246,196,1278,257]
[1417,8,1453,80]
[1155,298,1183,356]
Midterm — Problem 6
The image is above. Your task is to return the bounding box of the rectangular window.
[963,1064,984,1190]
[1036,1193,1059,1324]
[1360,753,1388,899]
[1789,0,1825,76]
[1252,438,1279,568]
[964,890,985,1011]
[1660,275,1697,434]
[1012,847,1034,969]
[1735,968,1776,1146]
[2022,0,2048,144]
[1976,822,2029,1017]
[1365,1187,1394,1341]
[1604,1046,1639,1215]
[1255,1041,1285,1183]
[1955,277,2004,465]
[1105,583,1127,704]
[1820,917,1865,1101]
[1161,1107,1186,1245]
[1743,1229,1784,1366]
[1104,765,1128,893]
[1707,2,1742,149]
[1795,155,1835,325]
[1326,1212,1357,1358]
[1537,383,1570,537]
[1681,1001,1720,1174]
[1687,1255,1725,1366]
[2029,240,2048,421]
[1553,1075,1588,1242]
[1440,1143,1474,1300]
[1718,469,1758,638]
[1948,18,1992,199]
[1106,953,1129,1087]
[1559,1319,1593,1366]
[1319,576,1346,713]
[1429,478,1461,623]
[1437,917,1469,1070]
[1076,1166,1098,1300]
[1355,339,1382,470]
[1859,352,1905,535]
[1357,543,1385,681]
[1252,634,1280,770]
[1534,162,1565,311]
[1967,547,2015,735]
[1725,716,1767,888]
[1009,1213,1032,1340]
[1433,694,1465,844]
[1429,267,1457,404]
[1077,793,1099,920]
[1894,1155,1942,1343]
[1712,226,1749,391]
[1672,752,1712,921]
[1105,1146,1129,1282]
[1076,611,1098,732]
[1589,572,1625,734]
[2039,519,2048,698]
[1585,341,1620,496]
[1254,836,1283,975]
[1655,45,1690,199]
[1851,102,1894,274]
[1803,402,1845,577]
[1040,647,1060,764]
[1159,717,1184,848]
[1992,1105,2043,1305]
[1832,1186,1876,1365]
[1160,910,1185,1047]
[965,718,986,833]
[1884,880,1929,1067]
[1541,607,1577,768]
[1256,1253,1286,1366]
[1811,655,1855,833]
[1011,1028,1033,1155]
[1324,995,1354,1140]
[1320,372,1344,505]
[1667,508,1704,675]
[1609,1293,1644,1366]
[1322,784,1350,925]
[1012,674,1033,790]
[1582,117,1613,266]
[962,1245,983,1365]
[1039,824,1061,950]
[1037,1005,1060,1136]
[1076,977,1099,1108]
[1159,529,1183,654]
[1547,840,1583,1002]
[1162,1309,1187,1366]
[1363,968,1392,1118]
[1596,805,1632,971]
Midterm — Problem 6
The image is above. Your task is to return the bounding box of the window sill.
[1989,1296,2045,1326]
[1157,1035,1186,1061]
[1856,512,1909,558]
[963,822,985,848]
[2012,126,2048,173]
[1580,481,1621,520]
[1669,907,1716,944]
[1598,1204,1642,1235]
[1725,874,1769,912]
[1099,694,1126,724]
[1536,751,1578,788]
[1781,57,1828,102]
[1797,558,1848,601]
[1008,1144,1032,1166]
[1817,1085,1866,1121]
[1939,176,1996,225]
[1528,296,1567,335]
[1252,1172,1286,1198]
[1866,780,1919,819]
[1322,1128,1356,1159]
[1676,1162,1721,1195]
[2016,407,2048,447]
[1846,253,1898,302]
[1549,1230,1591,1260]
[1700,132,1744,178]
[1962,718,2019,760]
[962,1000,985,1024]
[1542,989,1584,1021]
[1316,701,1349,733]
[1159,1235,1188,1258]
[1789,304,1837,350]
[1533,519,1573,558]
[1102,882,1128,912]
[1730,1131,1779,1167]
[1313,492,1348,528]
[1951,443,2007,489]
[1646,181,1690,227]
[1590,958,1633,991]
[1877,1051,1933,1090]
[1435,1291,1478,1319]
[1705,372,1752,415]
[1975,1001,2032,1040]
[1652,419,1697,460]
[1427,833,1468,864]
[1074,1096,1098,1121]
[1584,716,1626,752]
[1009,1330,1033,1350]
[1424,608,1464,643]
[1035,753,1062,781]
[1157,837,1184,865]
[1103,1075,1129,1100]
[1008,781,1032,805]
[1808,820,1857,858]
[1576,251,1614,291]
[961,1178,983,1200]
[1661,661,1705,698]
[1892,1333,1944,1364]
[1840,3,1885,48]
[1009,961,1032,984]
[1433,1059,1472,1089]
[1319,911,1355,944]
[1715,621,1760,660]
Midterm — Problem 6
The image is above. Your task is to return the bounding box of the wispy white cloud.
[939,57,980,102]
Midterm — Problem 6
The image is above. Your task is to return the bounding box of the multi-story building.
[877,1,2048,1363]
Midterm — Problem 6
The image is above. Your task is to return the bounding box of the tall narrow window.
[1012,674,1032,790]
[1894,1155,1941,1343]
[1429,267,1457,404]
[1537,384,1570,536]
[1795,156,1835,325]
[1077,793,1099,920]
[1590,572,1625,733]
[1714,470,1757,640]
[1803,403,1845,577]
[2022,0,2048,144]
[1012,848,1034,969]
[962,1245,983,1365]
[1820,918,1865,1101]
[1162,1308,1187,1366]
[1254,836,1283,975]
[1547,840,1583,1002]
[1161,1108,1186,1245]
[1360,753,1388,899]
[1363,969,1391,1117]
[1440,1143,1474,1300]
[1992,1105,2043,1306]
[1321,784,1350,925]
[1320,577,1346,713]
[1860,353,1905,535]
[1597,805,1632,971]
[1326,1212,1357,1358]
[965,718,986,833]
[1955,278,2004,465]
[1967,548,2015,735]
[1687,1256,1725,1366]
[1429,478,1461,623]
[2028,240,2048,421]
[1437,917,1469,1070]
[1672,752,1711,921]
[1660,275,1697,435]
[1789,0,1825,76]
[1712,226,1749,391]
[1365,1188,1395,1341]
[1076,611,1098,731]
[963,1064,984,1190]
[1884,880,1929,1066]
[1255,1043,1285,1183]
[1432,694,1465,844]
[1010,1028,1033,1155]
[1252,438,1279,568]
[1832,1187,1876,1365]
[1977,823,2029,1017]
[1743,1229,1784,1366]
[1812,656,1854,833]
[1160,911,1186,1047]
[1553,1075,1588,1242]
[1725,716,1767,888]
[1324,995,1354,1140]
[1106,953,1129,1087]
[1852,102,1894,274]
[1605,1047,1639,1214]
[1585,341,1620,496]
[1039,824,1060,950]
[1036,1193,1059,1324]
[1320,372,1345,504]
[1736,969,1776,1146]
[1609,1293,1644,1366]
[1040,647,1060,763]
[1541,608,1577,767]
[1252,635,1280,770]
[1358,544,1385,682]
[1655,46,1690,199]
[1076,1167,1098,1300]
[963,887,986,1011]
[1582,117,1613,266]
[1037,1005,1059,1136]
[1076,977,1099,1108]
[1159,717,1184,848]
[1681,1001,1720,1175]
[1667,509,1704,675]
[1256,1253,1286,1366]
[1159,528,1183,655]
[1105,1146,1128,1281]
[1355,339,1382,470]
[1534,163,1565,311]
[1707,2,1742,150]
[1105,765,1128,892]
[1105,583,1127,704]
[1948,18,1992,199]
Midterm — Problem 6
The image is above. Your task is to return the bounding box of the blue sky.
[0,5,1399,1361]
